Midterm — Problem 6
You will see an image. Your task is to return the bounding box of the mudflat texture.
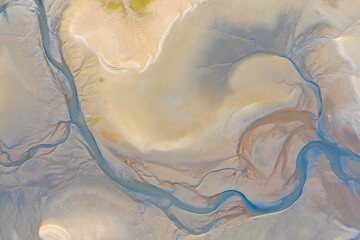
[0,0,360,239]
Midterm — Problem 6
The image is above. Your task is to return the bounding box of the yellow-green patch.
[106,1,125,11]
[97,0,125,12]
[129,0,154,13]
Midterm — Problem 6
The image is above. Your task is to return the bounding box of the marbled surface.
[0,0,360,239]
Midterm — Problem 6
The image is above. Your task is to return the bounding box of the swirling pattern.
[0,0,360,239]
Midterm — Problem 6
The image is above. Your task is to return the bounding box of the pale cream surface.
[1,0,360,239]
[60,0,317,168]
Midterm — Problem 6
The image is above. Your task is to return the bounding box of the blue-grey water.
[1,0,360,239]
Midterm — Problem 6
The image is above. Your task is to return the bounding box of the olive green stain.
[106,1,125,11]
[129,0,154,13]
[97,0,125,12]
[97,0,154,14]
